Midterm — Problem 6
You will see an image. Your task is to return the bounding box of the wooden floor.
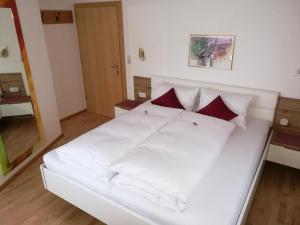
[0,111,299,225]
[246,162,300,225]
[0,116,39,163]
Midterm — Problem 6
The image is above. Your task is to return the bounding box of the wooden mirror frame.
[0,0,45,160]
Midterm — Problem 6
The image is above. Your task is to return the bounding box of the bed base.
[40,164,158,225]
[40,131,272,225]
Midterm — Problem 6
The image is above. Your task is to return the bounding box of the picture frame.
[189,34,235,70]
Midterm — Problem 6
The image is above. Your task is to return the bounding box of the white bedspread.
[56,102,183,181]
[44,118,270,225]
[111,111,235,211]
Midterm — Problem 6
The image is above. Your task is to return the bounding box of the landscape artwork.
[189,35,235,70]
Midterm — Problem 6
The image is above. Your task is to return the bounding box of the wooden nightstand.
[267,129,300,169]
[114,99,143,117]
[267,96,300,169]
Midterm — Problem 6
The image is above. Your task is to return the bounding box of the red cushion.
[197,95,238,121]
[151,88,184,109]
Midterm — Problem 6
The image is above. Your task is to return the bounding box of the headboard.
[152,75,279,123]
[134,75,279,123]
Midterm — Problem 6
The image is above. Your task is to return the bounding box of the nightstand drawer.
[114,106,129,117]
[267,144,300,169]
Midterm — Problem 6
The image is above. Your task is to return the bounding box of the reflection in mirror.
[0,6,43,176]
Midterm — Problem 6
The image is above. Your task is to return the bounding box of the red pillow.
[151,88,184,109]
[197,95,238,121]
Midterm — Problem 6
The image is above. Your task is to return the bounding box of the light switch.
[9,87,20,93]
[279,118,289,126]
[127,55,132,64]
[138,91,147,98]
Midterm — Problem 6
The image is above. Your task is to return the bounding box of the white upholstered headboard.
[150,75,279,123]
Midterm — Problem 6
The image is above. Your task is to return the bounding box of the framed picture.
[189,35,235,70]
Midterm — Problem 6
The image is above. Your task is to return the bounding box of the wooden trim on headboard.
[134,76,151,102]
[0,73,26,97]
[273,96,300,132]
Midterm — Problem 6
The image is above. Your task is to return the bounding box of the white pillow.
[151,83,199,111]
[197,88,253,129]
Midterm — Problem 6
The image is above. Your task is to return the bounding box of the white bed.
[41,76,279,225]
[44,118,269,225]
[54,101,183,181]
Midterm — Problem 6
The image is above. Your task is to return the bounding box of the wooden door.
[75,2,126,117]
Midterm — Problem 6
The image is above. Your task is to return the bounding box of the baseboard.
[0,133,63,191]
[60,109,87,122]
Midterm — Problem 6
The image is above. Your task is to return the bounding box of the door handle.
[111,65,119,75]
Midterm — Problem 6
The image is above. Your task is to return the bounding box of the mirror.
[0,0,44,176]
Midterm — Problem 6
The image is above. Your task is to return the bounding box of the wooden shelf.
[115,99,142,111]
[0,96,32,105]
[271,128,300,151]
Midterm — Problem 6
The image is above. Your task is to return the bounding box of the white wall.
[0,0,62,184]
[17,0,61,143]
[39,0,86,119]
[124,0,300,99]
[39,0,121,119]
[38,0,300,109]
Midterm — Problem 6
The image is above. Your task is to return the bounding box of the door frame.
[74,1,127,101]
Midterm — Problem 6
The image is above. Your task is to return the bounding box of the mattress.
[43,118,270,225]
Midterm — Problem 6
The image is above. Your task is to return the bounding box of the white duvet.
[111,111,235,211]
[56,102,183,181]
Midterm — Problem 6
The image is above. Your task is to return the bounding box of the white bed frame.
[41,76,279,225]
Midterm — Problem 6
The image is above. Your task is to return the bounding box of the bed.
[41,76,279,225]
